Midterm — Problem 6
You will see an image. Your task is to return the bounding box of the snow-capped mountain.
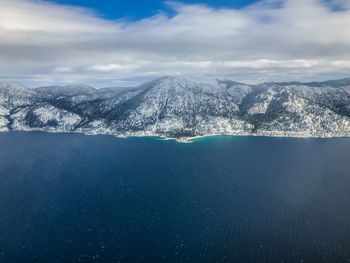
[1,76,350,140]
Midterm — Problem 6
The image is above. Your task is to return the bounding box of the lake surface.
[0,132,350,263]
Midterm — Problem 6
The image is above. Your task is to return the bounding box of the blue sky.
[49,0,258,20]
[1,0,350,87]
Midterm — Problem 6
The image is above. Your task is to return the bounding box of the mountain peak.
[0,82,35,96]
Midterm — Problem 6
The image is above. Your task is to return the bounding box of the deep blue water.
[0,132,350,263]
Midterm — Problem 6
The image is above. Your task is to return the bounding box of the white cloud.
[0,0,350,87]
[53,66,73,73]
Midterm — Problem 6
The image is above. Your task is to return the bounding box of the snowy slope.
[0,76,349,140]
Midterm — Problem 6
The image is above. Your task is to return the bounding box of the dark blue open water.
[0,132,350,263]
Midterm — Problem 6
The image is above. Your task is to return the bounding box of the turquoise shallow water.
[0,132,350,263]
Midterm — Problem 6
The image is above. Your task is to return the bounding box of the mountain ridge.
[1,76,349,141]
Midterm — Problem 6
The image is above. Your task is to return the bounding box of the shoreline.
[1,129,350,143]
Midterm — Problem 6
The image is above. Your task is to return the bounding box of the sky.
[50,0,258,20]
[0,0,350,87]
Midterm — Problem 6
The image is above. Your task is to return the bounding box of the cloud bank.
[0,0,350,87]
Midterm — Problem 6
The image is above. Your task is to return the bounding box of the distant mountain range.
[1,76,350,141]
